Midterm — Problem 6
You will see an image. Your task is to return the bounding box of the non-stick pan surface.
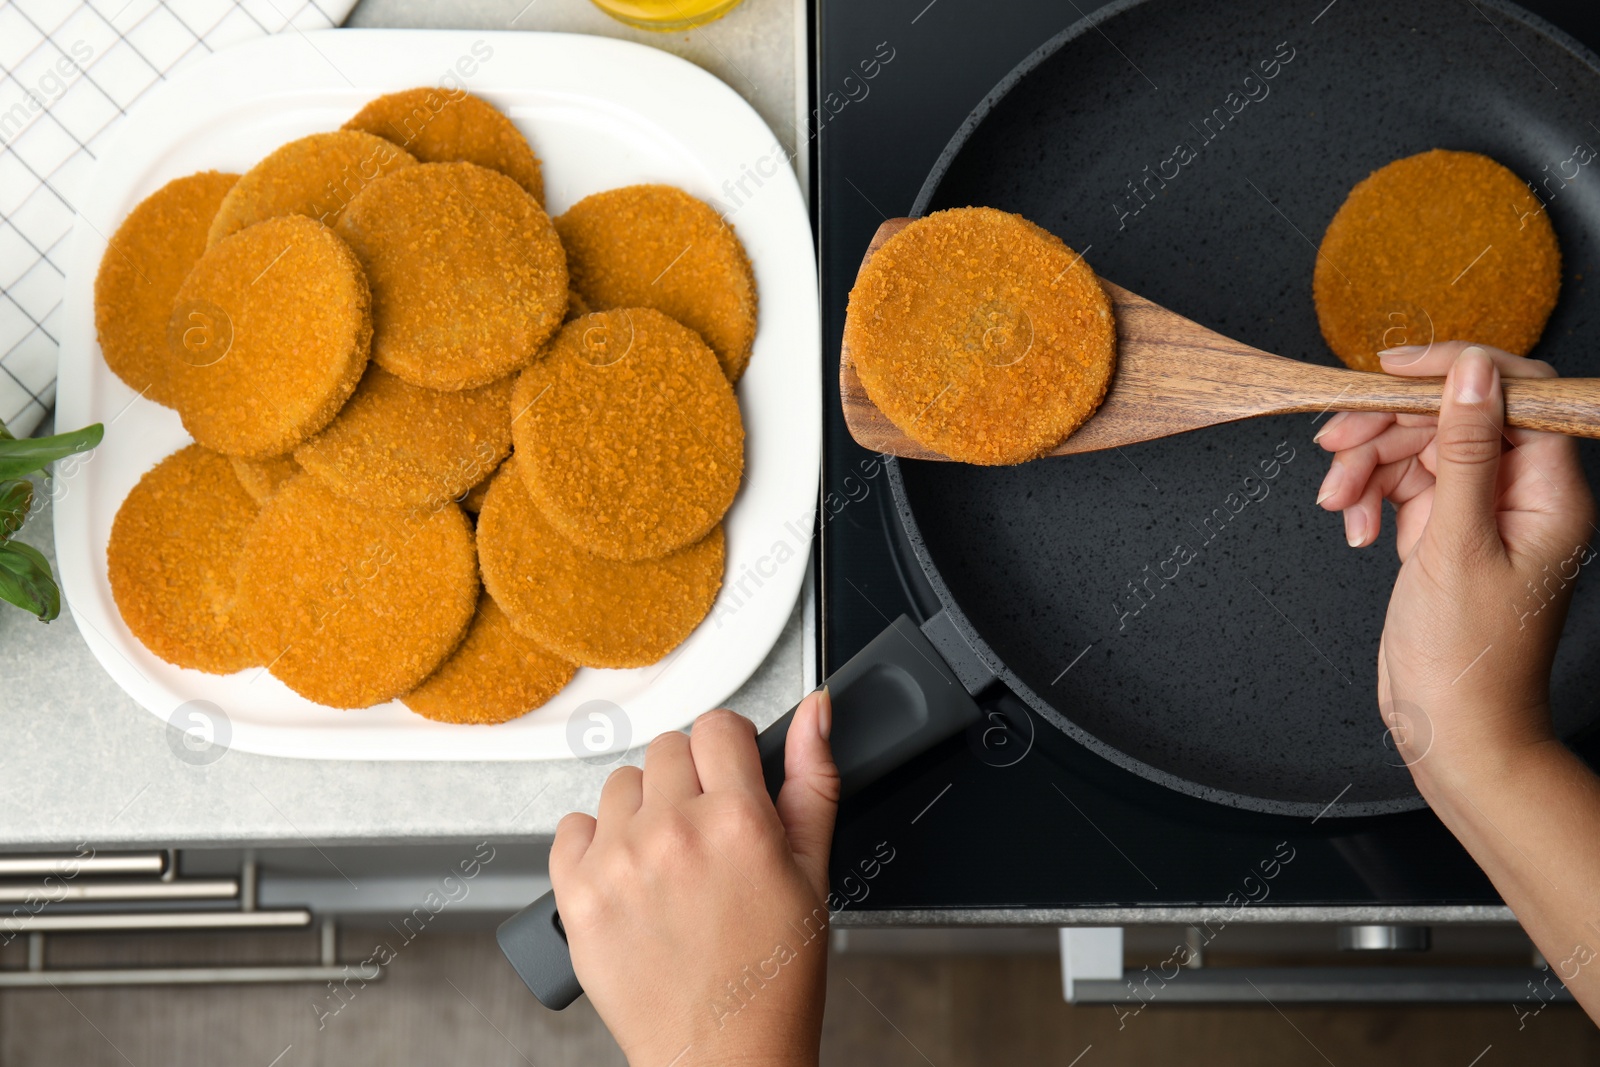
[892,0,1600,816]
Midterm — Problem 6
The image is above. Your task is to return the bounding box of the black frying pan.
[501,0,1600,1007]
[901,0,1600,816]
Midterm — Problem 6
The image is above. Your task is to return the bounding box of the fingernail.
[817,684,832,741]
[1316,466,1340,505]
[1453,346,1492,404]
[1378,345,1426,358]
[1313,412,1346,443]
[1344,505,1366,547]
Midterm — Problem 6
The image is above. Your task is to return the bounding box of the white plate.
[54,30,819,761]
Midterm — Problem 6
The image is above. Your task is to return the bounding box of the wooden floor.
[2,930,1596,1065]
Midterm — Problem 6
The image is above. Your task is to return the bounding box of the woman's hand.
[1318,340,1600,1025]
[1314,341,1595,783]
[549,693,838,1067]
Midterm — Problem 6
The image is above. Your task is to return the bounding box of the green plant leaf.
[0,479,32,539]
[0,423,104,481]
[0,540,59,622]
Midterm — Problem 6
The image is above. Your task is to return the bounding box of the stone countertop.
[0,0,810,852]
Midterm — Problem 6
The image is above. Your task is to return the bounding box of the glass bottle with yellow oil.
[589,0,745,31]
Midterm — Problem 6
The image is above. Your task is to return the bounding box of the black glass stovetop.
[813,0,1600,912]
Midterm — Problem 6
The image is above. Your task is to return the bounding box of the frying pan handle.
[498,614,983,1010]
[495,889,581,1010]
[757,615,985,798]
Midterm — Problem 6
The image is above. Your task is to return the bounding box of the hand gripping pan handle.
[497,615,984,1009]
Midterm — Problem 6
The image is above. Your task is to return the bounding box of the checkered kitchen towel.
[0,0,358,438]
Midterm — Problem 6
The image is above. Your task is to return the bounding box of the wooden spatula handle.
[1281,368,1600,438]
[1504,378,1600,437]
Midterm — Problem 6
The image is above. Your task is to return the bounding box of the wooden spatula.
[841,217,1600,460]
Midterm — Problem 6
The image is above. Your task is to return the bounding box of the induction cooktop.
[812,0,1600,916]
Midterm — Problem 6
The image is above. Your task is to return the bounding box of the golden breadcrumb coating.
[845,207,1116,465]
[402,595,575,723]
[1315,149,1561,372]
[169,215,370,458]
[511,308,743,561]
[344,88,543,204]
[94,171,237,406]
[107,444,259,673]
[207,131,415,247]
[459,457,501,514]
[477,464,724,668]
[556,184,757,380]
[336,162,566,390]
[237,475,478,708]
[229,454,299,505]
[295,364,512,508]
[564,287,590,323]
